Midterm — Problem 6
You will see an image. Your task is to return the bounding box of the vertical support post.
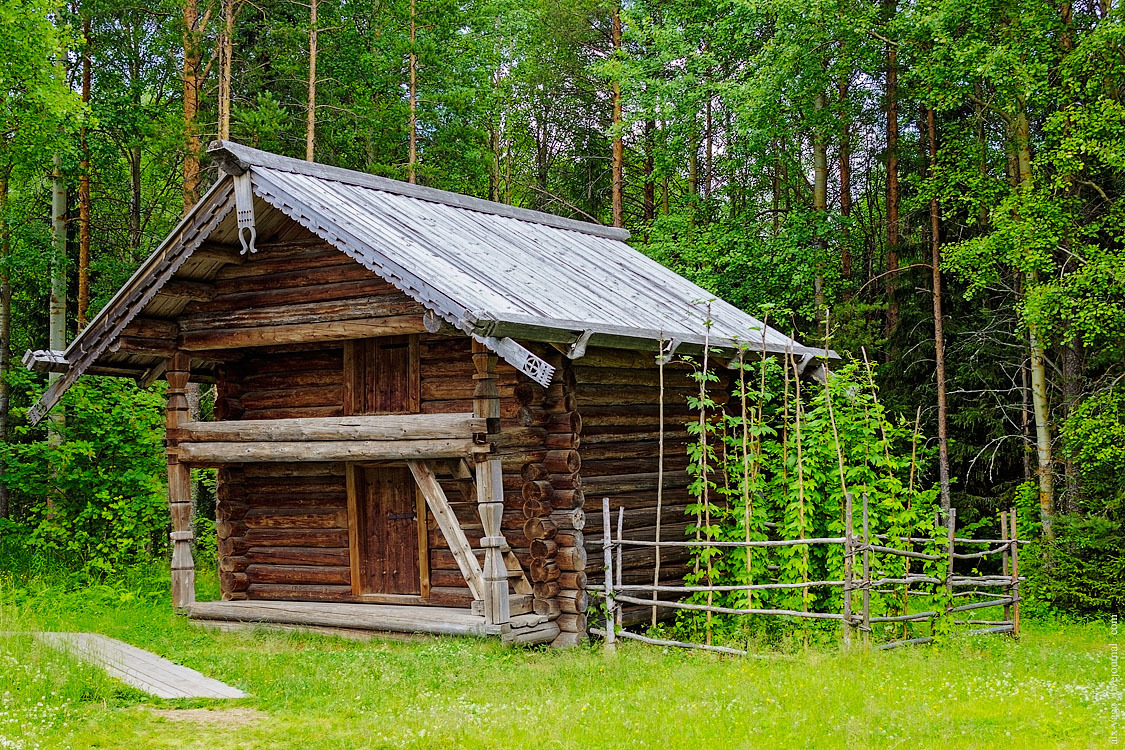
[944,507,957,620]
[165,352,195,611]
[1000,511,1011,624]
[472,339,508,626]
[602,496,616,652]
[861,492,871,645]
[842,491,854,646]
[1009,508,1020,638]
[615,506,624,627]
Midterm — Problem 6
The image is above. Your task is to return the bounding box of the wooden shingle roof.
[26,141,830,425]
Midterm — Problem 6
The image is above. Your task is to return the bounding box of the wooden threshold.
[186,600,502,637]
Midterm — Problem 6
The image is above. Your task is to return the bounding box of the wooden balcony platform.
[187,600,502,638]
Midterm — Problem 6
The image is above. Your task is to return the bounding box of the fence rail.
[593,496,1024,655]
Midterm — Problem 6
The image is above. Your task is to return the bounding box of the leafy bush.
[0,369,168,578]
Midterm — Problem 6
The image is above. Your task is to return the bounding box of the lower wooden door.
[355,466,428,596]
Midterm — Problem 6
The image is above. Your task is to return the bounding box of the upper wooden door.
[344,335,420,416]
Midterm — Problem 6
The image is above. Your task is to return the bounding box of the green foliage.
[0,369,168,578]
[674,351,945,646]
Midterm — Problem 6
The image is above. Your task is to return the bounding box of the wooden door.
[344,335,428,597]
[344,335,420,416]
[358,466,424,595]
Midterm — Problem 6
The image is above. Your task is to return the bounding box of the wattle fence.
[590,495,1025,655]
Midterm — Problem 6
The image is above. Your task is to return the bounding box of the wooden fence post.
[944,507,957,624]
[842,492,854,646]
[602,497,616,652]
[1009,508,1020,638]
[165,352,195,611]
[861,492,871,645]
[616,506,624,627]
[1000,511,1011,625]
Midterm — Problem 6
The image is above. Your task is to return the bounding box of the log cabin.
[24,141,829,647]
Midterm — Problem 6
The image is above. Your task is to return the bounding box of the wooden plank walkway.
[29,632,246,699]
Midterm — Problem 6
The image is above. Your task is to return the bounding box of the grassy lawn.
[0,570,1117,749]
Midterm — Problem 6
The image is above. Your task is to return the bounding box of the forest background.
[0,0,1122,615]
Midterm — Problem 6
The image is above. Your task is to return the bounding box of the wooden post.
[165,352,195,611]
[945,507,957,624]
[1000,511,1011,624]
[472,339,508,626]
[1009,508,1020,638]
[861,492,871,645]
[602,496,616,652]
[615,506,624,627]
[842,491,854,646]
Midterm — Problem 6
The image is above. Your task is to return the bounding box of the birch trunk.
[77,16,91,329]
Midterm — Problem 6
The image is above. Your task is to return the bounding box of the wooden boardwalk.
[29,632,246,699]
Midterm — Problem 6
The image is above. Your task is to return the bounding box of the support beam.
[170,413,482,442]
[179,315,426,350]
[177,438,475,465]
[472,339,510,627]
[165,352,195,610]
[407,460,485,601]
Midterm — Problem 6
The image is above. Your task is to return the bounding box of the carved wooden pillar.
[472,339,509,626]
[165,352,195,610]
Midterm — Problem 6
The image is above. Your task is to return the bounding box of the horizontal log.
[245,546,349,566]
[505,621,561,645]
[243,528,350,547]
[530,559,559,583]
[530,538,558,559]
[179,438,476,464]
[238,385,343,411]
[182,315,427,350]
[556,613,587,633]
[247,564,351,585]
[550,508,585,531]
[558,589,588,614]
[543,450,580,474]
[533,581,560,599]
[219,570,249,592]
[556,545,587,571]
[181,294,422,332]
[551,631,585,648]
[533,597,561,618]
[176,413,481,442]
[243,406,344,420]
[582,471,691,495]
[246,583,354,601]
[558,571,586,589]
[523,517,557,541]
[243,508,348,530]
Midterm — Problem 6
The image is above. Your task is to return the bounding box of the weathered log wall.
[571,347,728,629]
[207,240,544,612]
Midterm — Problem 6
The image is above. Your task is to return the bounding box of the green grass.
[0,566,1117,749]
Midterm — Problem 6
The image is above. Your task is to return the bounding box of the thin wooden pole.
[843,491,854,646]
[740,347,751,603]
[1010,508,1021,638]
[652,336,666,626]
[602,497,616,651]
[1000,511,1011,624]
[862,491,871,645]
[944,507,957,627]
[616,506,624,627]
